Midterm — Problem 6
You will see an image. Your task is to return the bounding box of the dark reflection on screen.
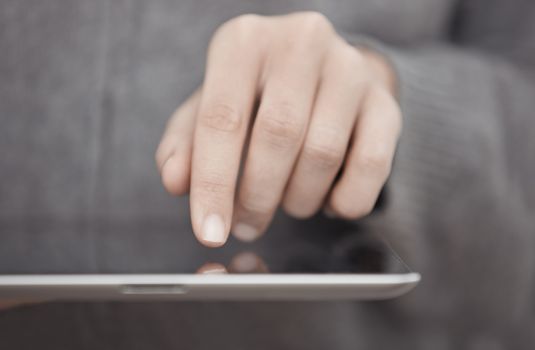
[283,235,387,273]
[0,214,410,275]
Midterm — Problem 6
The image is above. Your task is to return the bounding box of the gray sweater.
[0,0,534,349]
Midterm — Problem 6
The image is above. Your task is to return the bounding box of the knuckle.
[227,13,262,29]
[368,85,398,112]
[299,11,333,33]
[216,14,261,40]
[200,103,243,133]
[326,43,367,88]
[238,190,275,217]
[257,104,304,148]
[302,139,345,169]
[196,175,231,196]
[354,147,391,176]
[339,44,366,69]
[367,85,390,105]
[209,14,261,51]
[365,85,402,137]
[288,12,333,50]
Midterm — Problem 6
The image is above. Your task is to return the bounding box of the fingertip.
[197,213,229,248]
[232,222,260,242]
[328,185,375,220]
[161,155,190,195]
[281,196,318,219]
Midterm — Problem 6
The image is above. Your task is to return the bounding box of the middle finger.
[231,37,326,241]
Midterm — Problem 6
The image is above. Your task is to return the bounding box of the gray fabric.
[1,0,534,349]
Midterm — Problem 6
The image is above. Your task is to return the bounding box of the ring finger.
[282,42,368,218]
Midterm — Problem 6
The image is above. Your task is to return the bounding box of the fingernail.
[232,222,259,242]
[201,214,226,244]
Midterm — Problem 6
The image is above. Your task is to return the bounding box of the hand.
[156,12,401,247]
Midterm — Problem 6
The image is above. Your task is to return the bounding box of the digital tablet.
[0,219,419,301]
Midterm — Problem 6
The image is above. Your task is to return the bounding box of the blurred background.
[1,1,534,349]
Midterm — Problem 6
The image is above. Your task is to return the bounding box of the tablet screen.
[0,215,410,275]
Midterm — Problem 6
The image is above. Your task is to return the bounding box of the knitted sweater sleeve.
[348,0,535,334]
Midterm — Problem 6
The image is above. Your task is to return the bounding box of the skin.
[156,12,401,247]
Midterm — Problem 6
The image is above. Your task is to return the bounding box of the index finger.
[190,16,265,247]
